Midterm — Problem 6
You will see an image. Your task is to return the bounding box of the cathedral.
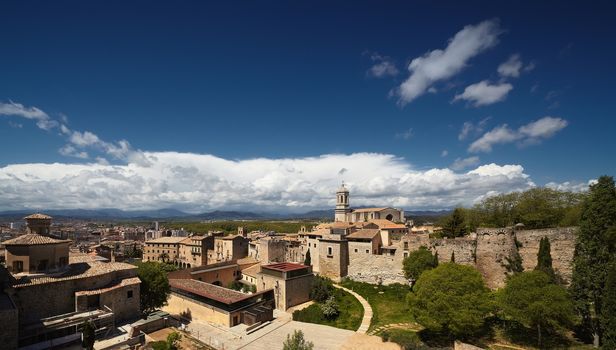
[334,183,405,223]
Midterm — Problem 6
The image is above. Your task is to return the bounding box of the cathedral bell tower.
[334,183,351,222]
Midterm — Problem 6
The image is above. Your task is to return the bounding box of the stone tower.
[24,213,52,236]
[334,183,351,222]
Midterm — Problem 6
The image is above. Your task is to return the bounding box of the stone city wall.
[346,227,577,289]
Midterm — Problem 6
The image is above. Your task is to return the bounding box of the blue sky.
[0,1,614,212]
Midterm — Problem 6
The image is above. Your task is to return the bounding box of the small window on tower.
[127,290,133,298]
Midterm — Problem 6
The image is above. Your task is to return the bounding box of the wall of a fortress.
[515,227,577,283]
[346,227,577,289]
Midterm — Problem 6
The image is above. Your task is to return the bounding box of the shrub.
[320,296,340,320]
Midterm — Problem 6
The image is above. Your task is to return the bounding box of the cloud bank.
[0,152,537,212]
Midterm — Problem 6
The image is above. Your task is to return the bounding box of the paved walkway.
[333,284,373,334]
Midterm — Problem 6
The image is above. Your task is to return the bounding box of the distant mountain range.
[0,208,450,221]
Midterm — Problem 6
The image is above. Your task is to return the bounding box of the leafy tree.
[138,262,171,315]
[407,263,492,339]
[320,296,340,320]
[150,332,182,350]
[283,330,314,350]
[600,263,616,349]
[81,320,95,350]
[228,280,243,291]
[498,270,576,347]
[535,237,556,281]
[310,275,334,303]
[402,246,438,280]
[571,176,616,346]
[443,208,467,238]
[304,249,311,266]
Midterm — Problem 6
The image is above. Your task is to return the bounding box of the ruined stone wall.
[515,227,577,282]
[475,228,517,289]
[346,227,577,289]
[430,237,476,266]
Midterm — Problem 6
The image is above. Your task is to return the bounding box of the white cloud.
[59,145,89,159]
[469,116,568,153]
[450,156,480,171]
[0,101,58,130]
[545,179,595,193]
[366,52,399,78]
[453,80,513,106]
[498,54,523,78]
[459,117,491,140]
[441,150,448,157]
[395,128,413,140]
[0,152,538,212]
[394,19,502,105]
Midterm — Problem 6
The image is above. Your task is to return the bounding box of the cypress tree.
[601,263,616,348]
[304,249,311,266]
[571,176,616,346]
[536,237,555,280]
[450,251,455,263]
[433,251,439,266]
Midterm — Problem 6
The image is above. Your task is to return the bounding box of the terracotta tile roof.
[11,261,137,287]
[75,277,140,296]
[23,213,52,219]
[146,236,186,244]
[169,278,255,304]
[369,219,406,229]
[3,234,70,246]
[346,229,380,240]
[241,263,261,278]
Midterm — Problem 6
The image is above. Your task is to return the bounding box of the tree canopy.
[570,176,616,346]
[407,263,492,339]
[402,246,438,280]
[440,187,586,231]
[601,263,616,349]
[137,261,171,315]
[498,270,576,347]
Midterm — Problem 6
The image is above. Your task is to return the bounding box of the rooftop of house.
[11,261,137,288]
[24,213,52,220]
[3,233,71,246]
[346,229,380,240]
[169,278,260,305]
[145,236,186,244]
[241,263,261,278]
[262,262,309,272]
[75,277,141,297]
[369,219,407,229]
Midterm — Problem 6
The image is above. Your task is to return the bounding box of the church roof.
[352,207,390,213]
[23,213,52,220]
[3,234,70,246]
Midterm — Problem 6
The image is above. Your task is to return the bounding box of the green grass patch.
[340,279,413,331]
[292,288,363,331]
[379,328,434,350]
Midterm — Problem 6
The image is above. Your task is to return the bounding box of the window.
[12,261,23,273]
[403,252,409,258]
[365,250,369,254]
[354,248,358,253]
[327,247,333,256]
[403,242,409,249]
[127,290,133,298]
